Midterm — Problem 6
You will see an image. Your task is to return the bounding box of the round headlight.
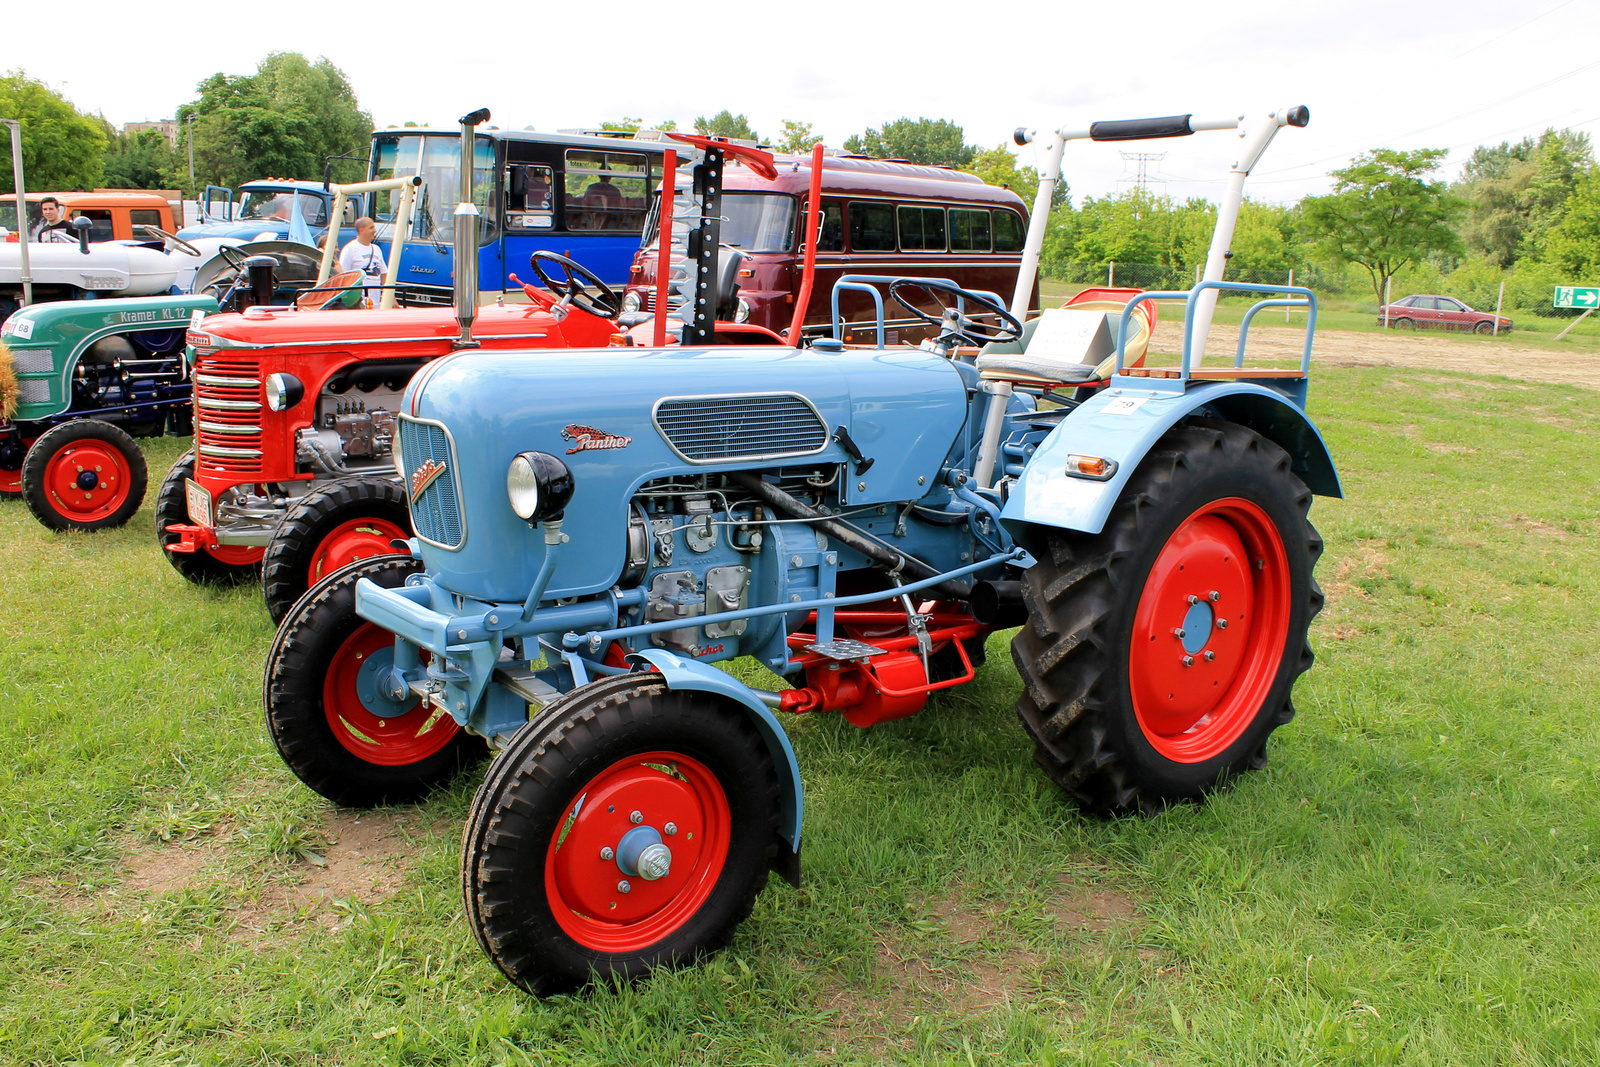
[734,296,751,323]
[621,290,642,314]
[507,451,575,522]
[265,371,303,411]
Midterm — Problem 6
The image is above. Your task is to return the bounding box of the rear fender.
[1000,381,1340,554]
[629,648,803,886]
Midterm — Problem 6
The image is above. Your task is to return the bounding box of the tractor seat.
[977,301,1155,385]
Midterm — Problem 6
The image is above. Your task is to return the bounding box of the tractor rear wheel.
[261,475,411,624]
[153,451,263,585]
[462,675,781,995]
[264,554,485,806]
[21,420,147,532]
[1012,421,1323,816]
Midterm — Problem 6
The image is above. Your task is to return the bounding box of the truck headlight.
[507,451,575,522]
[734,297,751,323]
[265,372,303,411]
[621,290,642,314]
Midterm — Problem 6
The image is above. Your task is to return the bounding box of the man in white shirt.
[338,217,387,288]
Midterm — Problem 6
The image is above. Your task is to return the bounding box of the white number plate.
[185,478,214,527]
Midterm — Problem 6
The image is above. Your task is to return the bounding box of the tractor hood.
[399,343,969,603]
[0,242,179,296]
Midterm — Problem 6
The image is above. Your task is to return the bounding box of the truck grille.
[399,417,464,549]
[193,357,264,473]
[654,394,829,462]
[641,290,686,313]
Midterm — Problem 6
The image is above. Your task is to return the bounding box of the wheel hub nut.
[629,810,643,824]
[1209,590,1221,602]
[1204,650,1216,661]
[664,822,677,835]
[636,843,673,881]
[1182,655,1194,667]
[599,846,614,861]
[617,880,631,893]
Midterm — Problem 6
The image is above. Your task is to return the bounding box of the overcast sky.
[10,0,1600,205]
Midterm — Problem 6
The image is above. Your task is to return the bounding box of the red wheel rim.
[206,543,265,567]
[1127,497,1290,763]
[322,622,457,766]
[40,438,134,522]
[544,751,730,953]
[308,517,409,586]
[0,467,19,494]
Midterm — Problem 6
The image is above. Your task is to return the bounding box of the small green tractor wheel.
[260,475,411,624]
[21,419,147,532]
[1011,420,1323,816]
[153,450,264,584]
[462,675,781,995]
[264,554,485,807]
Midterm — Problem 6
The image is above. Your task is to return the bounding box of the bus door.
[502,141,565,291]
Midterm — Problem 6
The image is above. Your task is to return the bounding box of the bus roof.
[690,152,1027,209]
[372,128,671,153]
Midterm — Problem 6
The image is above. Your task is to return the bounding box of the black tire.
[1391,318,1414,330]
[21,419,148,532]
[264,554,487,807]
[1011,421,1323,816]
[1474,320,1494,335]
[260,475,411,625]
[153,450,262,585]
[463,674,782,995]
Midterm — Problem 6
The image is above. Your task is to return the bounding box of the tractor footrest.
[494,662,562,707]
[804,639,890,662]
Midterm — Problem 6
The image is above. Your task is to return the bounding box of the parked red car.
[1379,294,1512,334]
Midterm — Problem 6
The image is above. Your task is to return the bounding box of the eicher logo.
[562,424,632,454]
[410,457,448,497]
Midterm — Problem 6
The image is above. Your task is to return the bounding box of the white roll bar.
[314,174,424,310]
[974,106,1309,489]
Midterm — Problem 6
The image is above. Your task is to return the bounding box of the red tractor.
[162,267,621,622]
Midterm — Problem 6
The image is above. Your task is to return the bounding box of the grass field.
[3,363,1599,1065]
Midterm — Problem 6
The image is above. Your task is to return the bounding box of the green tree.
[1539,168,1600,279]
[599,117,678,133]
[692,111,758,142]
[0,71,106,191]
[964,144,1070,210]
[843,118,976,168]
[1454,129,1593,267]
[102,126,178,190]
[1301,148,1465,304]
[776,120,823,155]
[176,52,371,193]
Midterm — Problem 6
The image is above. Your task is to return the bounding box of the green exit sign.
[1554,286,1599,308]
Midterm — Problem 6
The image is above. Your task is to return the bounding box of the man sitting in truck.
[30,198,76,243]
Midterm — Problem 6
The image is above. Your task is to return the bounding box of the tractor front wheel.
[260,475,411,624]
[1012,421,1323,816]
[21,420,147,532]
[264,554,485,806]
[153,451,263,584]
[462,674,781,995]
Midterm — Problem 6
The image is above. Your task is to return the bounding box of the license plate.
[185,478,214,527]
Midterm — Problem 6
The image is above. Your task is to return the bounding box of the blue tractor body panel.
[401,343,971,604]
[999,378,1341,552]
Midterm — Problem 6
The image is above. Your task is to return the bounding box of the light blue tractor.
[263,106,1335,994]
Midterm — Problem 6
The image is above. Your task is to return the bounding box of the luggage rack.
[1111,279,1317,404]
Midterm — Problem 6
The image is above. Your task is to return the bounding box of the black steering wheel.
[528,251,621,318]
[216,244,249,271]
[888,278,1023,347]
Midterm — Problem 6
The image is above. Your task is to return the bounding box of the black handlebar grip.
[1089,114,1194,141]
[1013,127,1032,146]
[1286,105,1310,128]
[459,108,492,126]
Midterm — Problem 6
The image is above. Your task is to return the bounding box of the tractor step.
[804,638,890,661]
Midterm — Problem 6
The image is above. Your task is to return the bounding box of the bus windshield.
[645,192,796,253]
[370,133,498,243]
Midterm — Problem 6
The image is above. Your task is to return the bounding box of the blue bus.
[367,128,669,304]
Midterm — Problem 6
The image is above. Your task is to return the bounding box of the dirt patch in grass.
[229,810,428,938]
[1323,540,1391,604]
[1508,514,1572,541]
[817,874,1147,1057]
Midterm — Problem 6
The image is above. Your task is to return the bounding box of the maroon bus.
[621,152,1032,343]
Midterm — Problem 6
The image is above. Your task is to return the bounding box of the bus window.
[565,150,650,232]
[848,201,895,251]
[817,199,843,252]
[950,208,992,252]
[993,209,1024,252]
[507,164,555,228]
[898,205,946,251]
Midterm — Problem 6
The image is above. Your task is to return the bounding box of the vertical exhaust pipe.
[454,107,491,348]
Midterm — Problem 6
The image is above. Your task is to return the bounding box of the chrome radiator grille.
[399,417,463,549]
[193,357,264,473]
[654,394,829,462]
